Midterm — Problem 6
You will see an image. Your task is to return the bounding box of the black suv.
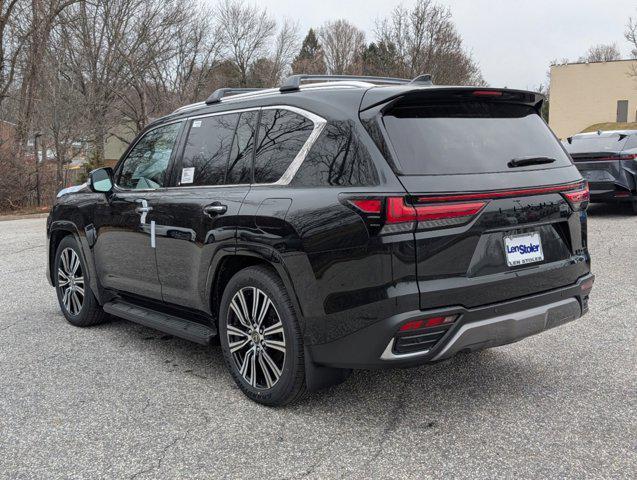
[563,130,637,214]
[47,75,594,406]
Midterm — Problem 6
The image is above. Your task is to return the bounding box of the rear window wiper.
[507,156,556,168]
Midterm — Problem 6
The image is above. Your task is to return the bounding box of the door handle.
[203,203,227,216]
[135,199,153,224]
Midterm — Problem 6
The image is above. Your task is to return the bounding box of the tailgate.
[361,87,590,309]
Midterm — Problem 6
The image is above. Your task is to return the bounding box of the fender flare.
[204,243,307,330]
[48,220,104,304]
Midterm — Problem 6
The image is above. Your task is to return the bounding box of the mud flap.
[304,346,351,392]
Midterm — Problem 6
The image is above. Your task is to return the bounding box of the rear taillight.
[347,181,587,234]
[348,197,486,234]
[573,153,637,162]
[349,199,382,214]
[385,197,486,232]
[562,184,589,211]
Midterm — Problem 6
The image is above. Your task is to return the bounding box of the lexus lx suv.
[563,130,637,213]
[47,74,594,406]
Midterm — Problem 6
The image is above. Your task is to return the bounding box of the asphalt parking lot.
[0,204,635,479]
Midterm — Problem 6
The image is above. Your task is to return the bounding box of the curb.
[0,213,49,222]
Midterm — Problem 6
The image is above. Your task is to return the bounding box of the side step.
[103,300,216,345]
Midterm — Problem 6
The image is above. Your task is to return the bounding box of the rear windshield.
[563,133,637,155]
[382,102,572,175]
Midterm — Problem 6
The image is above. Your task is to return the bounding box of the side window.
[117,122,181,190]
[180,113,239,186]
[226,111,257,185]
[254,109,314,183]
[292,121,379,187]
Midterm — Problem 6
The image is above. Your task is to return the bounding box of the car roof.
[147,78,544,130]
[571,130,637,138]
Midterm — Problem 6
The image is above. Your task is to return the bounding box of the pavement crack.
[129,413,209,479]
[0,323,16,331]
[360,378,410,474]
[0,244,45,258]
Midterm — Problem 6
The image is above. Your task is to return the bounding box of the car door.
[92,121,184,300]
[151,110,256,312]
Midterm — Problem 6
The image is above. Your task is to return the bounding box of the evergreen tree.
[291,29,326,74]
[362,41,399,76]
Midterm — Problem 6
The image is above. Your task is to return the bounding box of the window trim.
[169,105,327,189]
[113,119,185,192]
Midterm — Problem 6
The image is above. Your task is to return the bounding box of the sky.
[260,0,636,89]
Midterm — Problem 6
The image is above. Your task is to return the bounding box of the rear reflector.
[562,184,590,211]
[581,277,594,295]
[399,315,457,332]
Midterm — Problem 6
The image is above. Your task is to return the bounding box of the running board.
[103,300,216,344]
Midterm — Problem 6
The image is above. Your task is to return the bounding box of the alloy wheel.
[57,248,85,316]
[226,287,286,389]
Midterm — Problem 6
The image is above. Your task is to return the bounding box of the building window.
[617,100,628,123]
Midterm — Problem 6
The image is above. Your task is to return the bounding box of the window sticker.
[181,167,195,184]
[192,120,202,128]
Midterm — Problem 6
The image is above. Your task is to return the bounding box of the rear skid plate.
[431,298,581,361]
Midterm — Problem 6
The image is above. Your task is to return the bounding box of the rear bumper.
[309,274,593,369]
[588,181,634,202]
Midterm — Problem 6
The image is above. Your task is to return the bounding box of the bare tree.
[37,47,88,194]
[112,0,203,137]
[578,43,622,63]
[375,0,483,85]
[217,0,276,87]
[318,19,365,75]
[14,1,77,154]
[626,16,637,58]
[152,7,223,109]
[0,0,28,108]
[267,20,300,85]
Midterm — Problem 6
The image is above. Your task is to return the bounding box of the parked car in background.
[563,130,637,214]
[47,75,594,406]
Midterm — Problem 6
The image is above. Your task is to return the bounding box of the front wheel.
[54,236,108,327]
[219,266,306,406]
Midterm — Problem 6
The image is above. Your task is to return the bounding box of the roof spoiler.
[359,86,545,112]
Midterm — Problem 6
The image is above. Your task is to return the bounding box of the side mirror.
[88,168,113,194]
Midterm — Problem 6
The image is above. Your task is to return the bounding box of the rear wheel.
[54,236,108,327]
[219,266,306,406]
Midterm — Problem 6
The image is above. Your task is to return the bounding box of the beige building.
[103,121,140,166]
[549,59,637,139]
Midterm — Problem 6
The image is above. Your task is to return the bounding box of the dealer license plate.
[504,232,544,267]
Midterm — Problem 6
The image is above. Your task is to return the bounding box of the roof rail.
[279,74,411,92]
[205,87,265,105]
[410,74,433,86]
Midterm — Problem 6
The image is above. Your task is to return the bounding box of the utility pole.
[34,132,42,207]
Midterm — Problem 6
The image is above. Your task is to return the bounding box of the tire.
[54,236,108,327]
[219,266,306,406]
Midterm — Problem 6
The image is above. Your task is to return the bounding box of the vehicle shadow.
[586,202,635,218]
[93,316,549,419]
